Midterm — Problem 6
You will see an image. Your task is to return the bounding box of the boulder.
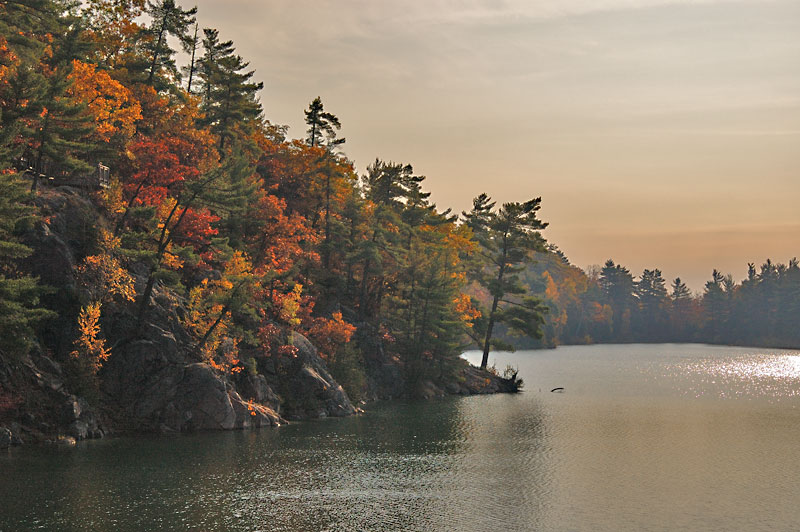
[276,333,357,420]
[68,420,89,440]
[62,396,82,424]
[103,322,283,432]
[236,373,281,411]
[0,427,12,449]
[454,364,520,394]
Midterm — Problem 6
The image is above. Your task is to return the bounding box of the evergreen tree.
[702,269,727,341]
[357,160,427,319]
[183,22,199,92]
[0,173,54,358]
[144,0,196,89]
[635,268,668,341]
[304,96,345,149]
[0,0,59,167]
[302,97,346,268]
[668,277,694,341]
[599,259,635,340]
[463,193,548,369]
[196,28,232,105]
[27,17,94,192]
[197,29,262,152]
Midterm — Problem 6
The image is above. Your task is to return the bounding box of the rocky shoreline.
[0,343,518,448]
[0,188,518,449]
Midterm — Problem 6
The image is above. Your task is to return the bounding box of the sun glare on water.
[673,352,800,401]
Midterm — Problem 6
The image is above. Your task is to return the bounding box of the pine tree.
[183,22,199,93]
[599,259,636,340]
[197,29,262,152]
[0,173,54,358]
[301,98,347,269]
[27,18,95,192]
[357,160,427,319]
[196,28,232,105]
[635,268,668,341]
[0,0,59,167]
[144,0,196,89]
[702,269,727,341]
[463,193,549,369]
[304,96,345,149]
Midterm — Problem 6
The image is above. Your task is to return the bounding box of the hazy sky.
[191,0,799,291]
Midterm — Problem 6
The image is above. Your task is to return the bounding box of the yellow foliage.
[280,284,303,327]
[182,255,255,374]
[161,242,184,270]
[77,230,135,302]
[225,250,252,278]
[453,293,481,327]
[67,59,142,141]
[543,271,559,301]
[99,176,126,215]
[70,302,110,374]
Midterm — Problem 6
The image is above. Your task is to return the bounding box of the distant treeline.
[495,250,800,349]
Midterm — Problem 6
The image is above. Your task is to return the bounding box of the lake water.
[3,344,800,531]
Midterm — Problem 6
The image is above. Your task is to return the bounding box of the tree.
[599,259,635,340]
[196,27,232,105]
[183,22,198,92]
[0,0,59,167]
[0,173,54,358]
[388,219,478,387]
[144,0,196,89]
[702,269,728,341]
[197,29,262,152]
[463,193,548,369]
[356,159,427,319]
[81,0,148,75]
[66,59,142,147]
[304,96,344,149]
[635,268,668,341]
[301,98,347,269]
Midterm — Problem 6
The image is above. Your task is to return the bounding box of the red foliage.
[249,192,318,275]
[304,312,356,362]
[125,137,201,206]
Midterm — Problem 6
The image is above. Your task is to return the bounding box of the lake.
[3,343,800,531]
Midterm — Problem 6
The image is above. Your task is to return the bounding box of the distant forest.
[498,251,800,350]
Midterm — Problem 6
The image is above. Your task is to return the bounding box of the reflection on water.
[672,353,800,399]
[3,344,800,531]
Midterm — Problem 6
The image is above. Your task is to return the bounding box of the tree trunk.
[147,16,167,84]
[186,23,198,92]
[480,235,509,369]
[481,293,500,369]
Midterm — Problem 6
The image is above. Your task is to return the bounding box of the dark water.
[3,344,800,531]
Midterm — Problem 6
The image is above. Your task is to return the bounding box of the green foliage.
[463,193,548,368]
[304,96,344,149]
[0,174,54,358]
[197,29,262,152]
[328,343,366,404]
[145,0,197,89]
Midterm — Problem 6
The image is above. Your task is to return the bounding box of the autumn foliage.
[0,0,543,400]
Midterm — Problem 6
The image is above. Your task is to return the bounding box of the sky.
[190,0,799,292]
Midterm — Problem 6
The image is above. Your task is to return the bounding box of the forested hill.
[497,250,800,350]
[0,1,796,445]
[1,0,523,443]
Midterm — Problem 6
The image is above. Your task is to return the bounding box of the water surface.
[3,344,800,531]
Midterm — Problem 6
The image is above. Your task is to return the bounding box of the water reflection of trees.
[3,396,556,532]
